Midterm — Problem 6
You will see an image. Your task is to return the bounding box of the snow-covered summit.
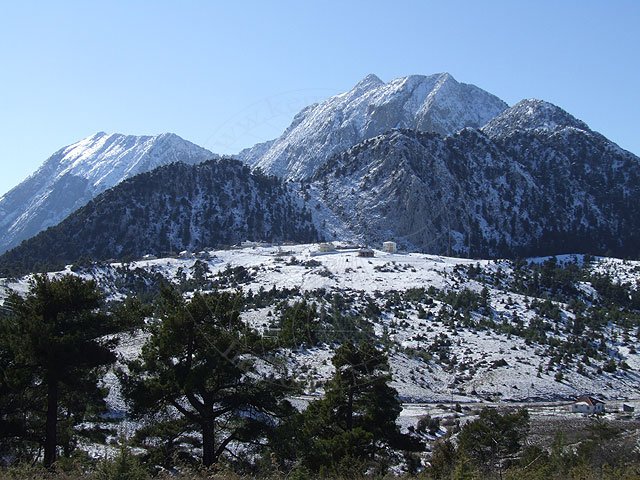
[481,99,590,138]
[51,131,214,188]
[238,73,508,180]
[0,132,215,254]
[351,73,385,92]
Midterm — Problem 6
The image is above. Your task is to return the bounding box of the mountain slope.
[309,100,640,257]
[238,73,508,180]
[310,128,540,255]
[0,159,319,275]
[481,98,590,137]
[4,245,639,403]
[482,100,640,254]
[0,132,215,253]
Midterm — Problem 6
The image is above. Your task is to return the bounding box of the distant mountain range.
[0,132,214,253]
[1,73,639,274]
[311,99,640,257]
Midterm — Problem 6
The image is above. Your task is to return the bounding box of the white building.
[310,242,338,256]
[382,241,397,253]
[570,395,605,414]
[318,242,336,252]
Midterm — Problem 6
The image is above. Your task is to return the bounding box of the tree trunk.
[44,377,58,468]
[202,421,216,467]
[347,386,354,431]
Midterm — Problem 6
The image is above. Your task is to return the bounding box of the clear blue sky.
[1,1,639,196]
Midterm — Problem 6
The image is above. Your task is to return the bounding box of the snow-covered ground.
[2,244,640,417]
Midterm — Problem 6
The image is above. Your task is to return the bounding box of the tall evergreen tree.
[327,341,401,437]
[0,274,122,467]
[0,305,26,456]
[121,289,294,467]
[457,407,530,474]
[277,341,420,473]
[277,299,320,348]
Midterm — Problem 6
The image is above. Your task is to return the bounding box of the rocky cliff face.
[309,100,640,257]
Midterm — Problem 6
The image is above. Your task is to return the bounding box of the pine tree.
[326,341,401,437]
[277,300,320,348]
[0,274,122,467]
[0,307,26,456]
[283,341,419,473]
[457,407,529,474]
[121,289,294,467]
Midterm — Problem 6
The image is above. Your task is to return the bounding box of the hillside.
[4,244,638,405]
[0,132,215,253]
[0,160,319,275]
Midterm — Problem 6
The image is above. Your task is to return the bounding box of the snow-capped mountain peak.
[238,72,508,180]
[482,99,590,138]
[52,131,213,189]
[0,132,215,254]
[352,73,384,91]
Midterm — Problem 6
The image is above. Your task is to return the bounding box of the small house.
[382,241,397,253]
[570,395,605,414]
[622,403,635,413]
[178,250,194,259]
[318,242,336,253]
[142,254,157,260]
[358,248,375,258]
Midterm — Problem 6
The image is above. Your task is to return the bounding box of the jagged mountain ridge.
[310,100,640,257]
[482,99,640,254]
[0,159,319,274]
[0,132,215,254]
[2,74,639,270]
[238,73,508,180]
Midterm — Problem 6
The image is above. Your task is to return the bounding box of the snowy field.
[2,243,640,424]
